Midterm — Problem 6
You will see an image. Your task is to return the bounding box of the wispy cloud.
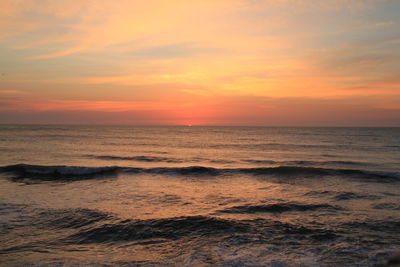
[0,98,181,112]
[0,90,29,95]
[1,0,399,125]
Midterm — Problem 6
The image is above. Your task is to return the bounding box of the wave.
[10,207,338,245]
[236,166,400,180]
[1,163,399,182]
[145,166,220,176]
[0,164,123,181]
[243,159,367,166]
[92,154,239,165]
[304,191,382,201]
[371,203,400,210]
[28,208,400,244]
[217,202,341,214]
[67,216,340,245]
[88,154,188,163]
[341,220,400,235]
[67,215,246,244]
[209,143,342,150]
[8,206,400,265]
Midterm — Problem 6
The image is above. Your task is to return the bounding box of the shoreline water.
[0,125,399,266]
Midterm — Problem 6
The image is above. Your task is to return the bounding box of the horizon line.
[0,123,399,128]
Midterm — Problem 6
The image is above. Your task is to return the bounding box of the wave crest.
[67,215,246,244]
[1,163,399,182]
[217,202,342,214]
[0,164,121,181]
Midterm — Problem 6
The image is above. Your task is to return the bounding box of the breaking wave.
[0,164,122,181]
[1,164,399,182]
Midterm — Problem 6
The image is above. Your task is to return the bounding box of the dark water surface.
[0,125,399,266]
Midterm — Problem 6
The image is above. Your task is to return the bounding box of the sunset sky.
[0,0,399,126]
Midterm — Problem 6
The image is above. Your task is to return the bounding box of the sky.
[0,0,399,126]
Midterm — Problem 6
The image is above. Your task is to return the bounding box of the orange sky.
[0,0,399,126]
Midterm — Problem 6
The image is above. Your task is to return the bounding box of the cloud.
[1,94,399,126]
[0,98,182,112]
[0,1,295,58]
[0,90,28,95]
[1,0,400,125]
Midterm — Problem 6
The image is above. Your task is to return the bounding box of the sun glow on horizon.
[0,0,399,126]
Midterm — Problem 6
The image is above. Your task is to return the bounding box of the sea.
[0,125,399,266]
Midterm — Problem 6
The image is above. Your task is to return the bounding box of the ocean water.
[0,125,399,266]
